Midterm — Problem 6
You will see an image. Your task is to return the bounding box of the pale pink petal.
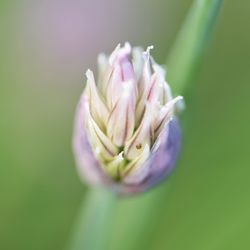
[107,81,136,147]
[154,96,183,138]
[85,69,109,130]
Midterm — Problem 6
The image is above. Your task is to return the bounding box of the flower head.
[73,43,183,194]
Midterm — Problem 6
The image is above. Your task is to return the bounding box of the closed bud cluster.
[73,43,183,194]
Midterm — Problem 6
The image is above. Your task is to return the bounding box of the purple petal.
[72,94,111,186]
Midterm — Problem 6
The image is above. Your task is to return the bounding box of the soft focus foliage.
[1,1,250,250]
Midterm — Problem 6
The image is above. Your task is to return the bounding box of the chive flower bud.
[73,43,183,194]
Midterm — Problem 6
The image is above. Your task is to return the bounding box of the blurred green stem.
[67,189,117,250]
[167,0,223,95]
[68,0,223,250]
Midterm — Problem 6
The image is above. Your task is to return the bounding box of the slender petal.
[106,43,136,109]
[124,103,153,160]
[153,96,183,136]
[84,100,118,161]
[85,69,109,131]
[72,95,111,186]
[122,144,150,184]
[132,47,144,80]
[107,81,135,147]
[135,46,154,126]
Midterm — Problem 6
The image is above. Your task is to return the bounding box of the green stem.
[167,0,223,95]
[66,189,117,250]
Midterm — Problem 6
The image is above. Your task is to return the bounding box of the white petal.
[152,63,172,105]
[84,100,118,161]
[132,47,144,80]
[124,103,153,160]
[135,47,156,126]
[85,69,109,131]
[107,81,136,147]
[97,53,108,81]
[154,96,183,138]
[122,144,150,184]
[137,46,153,97]
[109,43,121,65]
[158,81,172,105]
[135,72,159,127]
[106,64,123,109]
[146,72,160,104]
[97,53,112,93]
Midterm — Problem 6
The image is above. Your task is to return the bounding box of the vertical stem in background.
[67,1,223,250]
[67,189,117,250]
[167,0,223,95]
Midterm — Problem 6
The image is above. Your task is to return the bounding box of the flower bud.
[73,43,183,194]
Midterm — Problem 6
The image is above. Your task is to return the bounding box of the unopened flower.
[73,43,183,194]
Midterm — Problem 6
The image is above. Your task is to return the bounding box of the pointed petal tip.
[97,53,107,65]
[162,96,184,114]
[147,45,154,52]
[143,45,154,59]
[109,43,121,65]
[174,96,184,110]
[85,69,94,79]
[176,95,183,101]
[124,41,132,50]
[110,42,132,60]
[175,96,185,111]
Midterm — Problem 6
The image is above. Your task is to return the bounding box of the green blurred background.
[1,0,250,250]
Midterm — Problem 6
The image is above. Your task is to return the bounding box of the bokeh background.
[1,0,250,250]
